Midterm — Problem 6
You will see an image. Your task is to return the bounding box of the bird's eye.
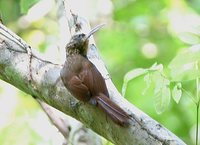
[79,34,85,38]
[71,43,76,48]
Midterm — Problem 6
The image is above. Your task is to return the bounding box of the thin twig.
[37,99,71,139]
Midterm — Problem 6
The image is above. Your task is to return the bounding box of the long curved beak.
[86,24,105,40]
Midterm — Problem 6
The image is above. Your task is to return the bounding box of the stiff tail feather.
[95,93,130,126]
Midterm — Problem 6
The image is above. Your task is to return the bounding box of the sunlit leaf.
[169,44,200,81]
[179,32,200,45]
[142,73,151,95]
[124,68,148,81]
[154,72,170,94]
[154,86,171,114]
[20,0,40,13]
[122,68,148,96]
[149,63,163,73]
[152,72,170,114]
[122,63,163,96]
[172,83,182,103]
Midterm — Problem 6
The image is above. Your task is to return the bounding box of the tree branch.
[37,99,71,139]
[0,2,186,144]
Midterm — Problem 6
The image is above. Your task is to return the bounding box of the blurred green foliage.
[98,0,200,144]
[0,0,20,22]
[1,0,200,145]
[20,0,40,13]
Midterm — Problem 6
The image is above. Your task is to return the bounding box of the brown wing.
[67,75,91,101]
[61,55,109,102]
[80,59,109,97]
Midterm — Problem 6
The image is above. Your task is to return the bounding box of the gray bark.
[0,21,186,145]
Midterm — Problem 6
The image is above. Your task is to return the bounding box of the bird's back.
[60,54,109,101]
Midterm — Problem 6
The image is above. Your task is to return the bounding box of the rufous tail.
[95,93,130,127]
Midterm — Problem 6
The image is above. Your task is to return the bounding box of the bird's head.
[66,24,104,56]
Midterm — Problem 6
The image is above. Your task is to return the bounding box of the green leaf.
[122,63,164,96]
[172,83,182,103]
[122,68,148,96]
[142,73,151,95]
[20,0,40,14]
[179,32,200,45]
[169,44,200,81]
[124,68,148,81]
[152,72,170,114]
[154,86,171,114]
[154,72,170,94]
[149,63,163,72]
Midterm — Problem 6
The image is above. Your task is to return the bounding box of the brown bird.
[60,25,130,126]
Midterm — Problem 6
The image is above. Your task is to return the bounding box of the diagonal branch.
[0,1,187,144]
[0,20,186,145]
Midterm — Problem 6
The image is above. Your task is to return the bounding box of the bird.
[60,24,130,126]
